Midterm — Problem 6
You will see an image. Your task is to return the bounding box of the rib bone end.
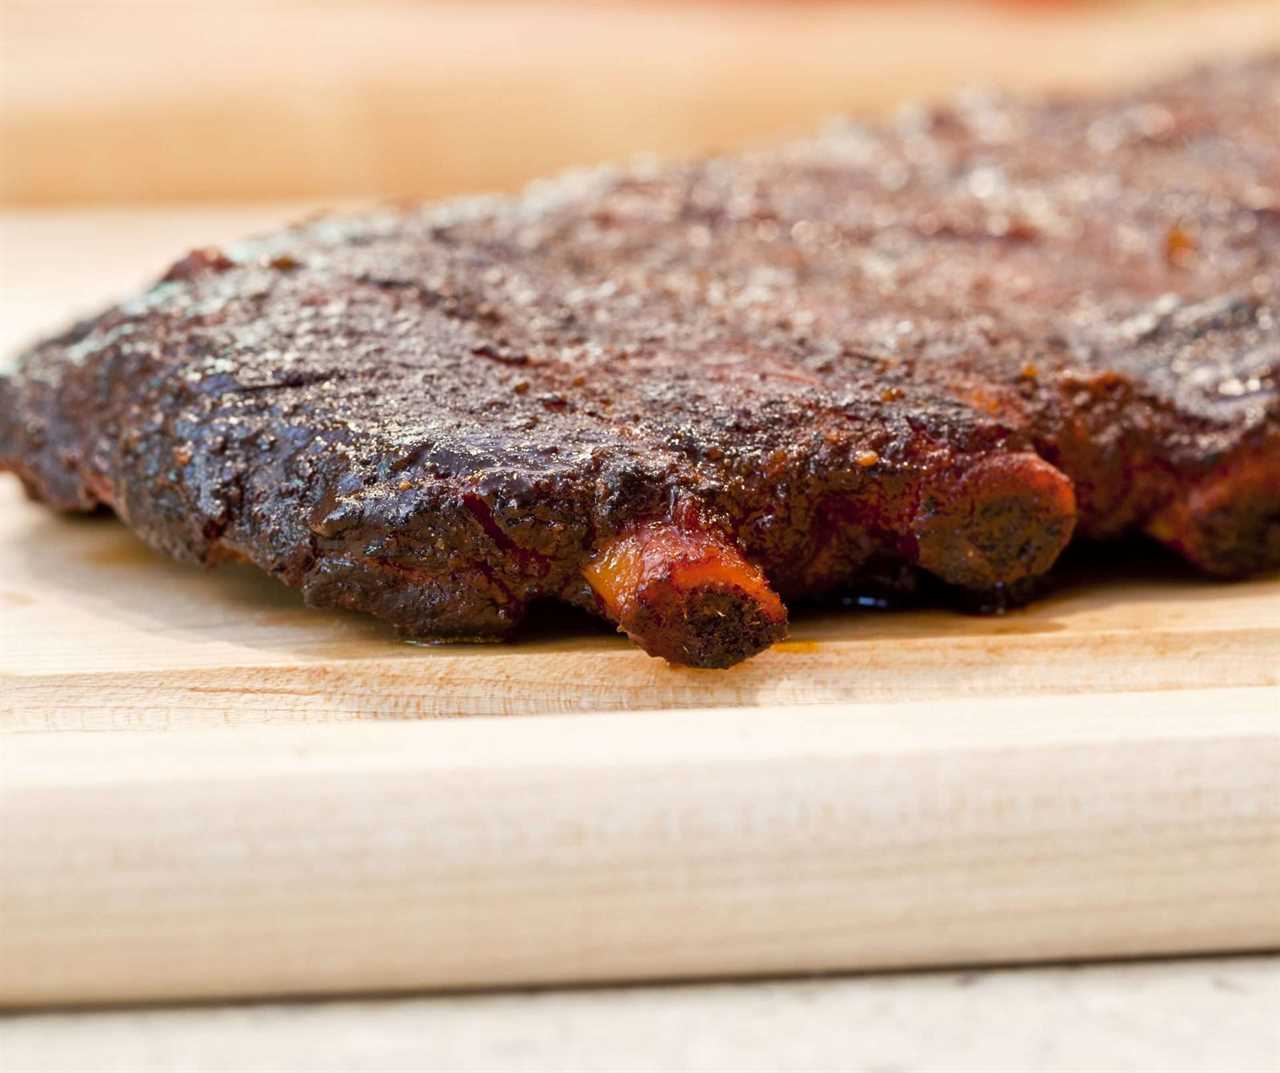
[914,452,1077,590]
[584,523,788,668]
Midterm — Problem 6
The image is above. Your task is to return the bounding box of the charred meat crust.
[1,58,1278,667]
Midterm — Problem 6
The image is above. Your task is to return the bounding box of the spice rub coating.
[2,58,1277,666]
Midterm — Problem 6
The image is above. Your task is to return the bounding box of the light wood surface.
[2,211,1278,1004]
[4,689,1279,1005]
[4,1,1279,205]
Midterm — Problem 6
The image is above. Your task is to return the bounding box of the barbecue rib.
[2,59,1277,667]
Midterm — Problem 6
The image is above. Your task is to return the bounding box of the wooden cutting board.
[3,476,1278,1006]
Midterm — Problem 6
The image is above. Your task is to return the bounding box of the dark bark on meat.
[2,58,1277,667]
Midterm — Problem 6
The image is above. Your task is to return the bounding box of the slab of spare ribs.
[3,59,1277,667]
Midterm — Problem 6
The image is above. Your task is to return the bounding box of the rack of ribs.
[2,58,1277,667]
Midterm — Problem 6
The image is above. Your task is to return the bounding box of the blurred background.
[2,0,1278,346]
[4,0,1279,207]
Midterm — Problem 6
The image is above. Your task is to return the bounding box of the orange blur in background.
[3,0,1277,208]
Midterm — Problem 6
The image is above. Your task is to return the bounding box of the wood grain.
[3,688,1278,1005]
